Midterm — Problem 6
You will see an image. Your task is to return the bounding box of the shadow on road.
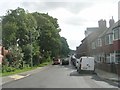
[60,64,76,70]
[69,68,119,88]
[70,70,96,76]
[61,64,119,88]
[92,75,119,88]
[59,63,119,88]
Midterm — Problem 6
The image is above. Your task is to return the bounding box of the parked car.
[75,59,80,68]
[61,58,69,65]
[77,57,95,73]
[52,58,60,65]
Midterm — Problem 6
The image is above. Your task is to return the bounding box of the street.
[2,64,119,88]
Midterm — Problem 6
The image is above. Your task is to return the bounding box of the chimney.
[98,19,107,28]
[109,16,115,27]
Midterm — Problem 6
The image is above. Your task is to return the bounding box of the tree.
[32,12,61,58]
[60,37,70,57]
[2,7,39,67]
[2,7,70,69]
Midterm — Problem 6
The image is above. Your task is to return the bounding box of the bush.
[6,67,15,72]
[2,66,15,72]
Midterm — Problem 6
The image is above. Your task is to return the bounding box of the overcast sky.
[0,0,119,50]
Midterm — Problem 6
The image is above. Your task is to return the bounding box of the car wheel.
[77,68,78,72]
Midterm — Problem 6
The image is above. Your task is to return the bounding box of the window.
[106,54,110,63]
[110,53,115,63]
[95,39,99,47]
[105,35,109,45]
[105,34,113,45]
[115,51,120,64]
[109,34,113,44]
[98,38,102,47]
[92,42,96,49]
[113,28,119,40]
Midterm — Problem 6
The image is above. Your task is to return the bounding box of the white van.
[77,57,95,73]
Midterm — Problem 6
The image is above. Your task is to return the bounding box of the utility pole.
[30,30,33,67]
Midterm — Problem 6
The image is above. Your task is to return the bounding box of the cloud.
[64,16,88,26]
[20,2,94,28]
[0,2,21,16]
[0,0,118,50]
[21,2,93,14]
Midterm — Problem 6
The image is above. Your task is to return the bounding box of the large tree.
[32,12,61,57]
[2,7,39,67]
[2,7,38,48]
[2,7,70,68]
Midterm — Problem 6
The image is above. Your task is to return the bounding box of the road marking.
[9,74,30,80]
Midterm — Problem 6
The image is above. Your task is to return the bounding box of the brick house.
[76,18,120,75]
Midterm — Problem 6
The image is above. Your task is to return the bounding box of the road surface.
[2,64,118,88]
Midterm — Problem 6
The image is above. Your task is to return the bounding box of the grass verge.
[1,61,52,77]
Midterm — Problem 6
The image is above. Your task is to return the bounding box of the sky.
[0,0,119,50]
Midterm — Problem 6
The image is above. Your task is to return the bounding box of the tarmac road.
[2,64,119,88]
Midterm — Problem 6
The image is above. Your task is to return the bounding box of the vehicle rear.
[81,57,94,71]
[77,57,95,73]
[61,58,69,65]
[53,58,60,65]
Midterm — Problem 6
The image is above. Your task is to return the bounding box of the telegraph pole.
[30,30,33,67]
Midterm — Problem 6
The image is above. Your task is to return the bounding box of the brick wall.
[96,63,120,76]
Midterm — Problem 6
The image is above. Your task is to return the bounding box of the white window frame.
[98,38,102,47]
[113,28,119,40]
[106,54,110,63]
[110,53,115,63]
[115,51,120,64]
[92,42,96,49]
[109,34,113,44]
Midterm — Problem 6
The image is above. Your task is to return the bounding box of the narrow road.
[2,64,118,88]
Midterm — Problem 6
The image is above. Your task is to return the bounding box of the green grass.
[1,61,52,77]
[1,67,37,77]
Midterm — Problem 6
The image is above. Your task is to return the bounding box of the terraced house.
[76,18,120,76]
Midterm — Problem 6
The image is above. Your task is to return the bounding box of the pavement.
[95,69,120,82]
[1,65,51,86]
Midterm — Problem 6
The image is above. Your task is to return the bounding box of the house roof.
[77,20,120,51]
[99,20,120,37]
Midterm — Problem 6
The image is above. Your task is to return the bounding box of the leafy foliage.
[60,37,70,57]
[32,12,61,57]
[2,7,70,72]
